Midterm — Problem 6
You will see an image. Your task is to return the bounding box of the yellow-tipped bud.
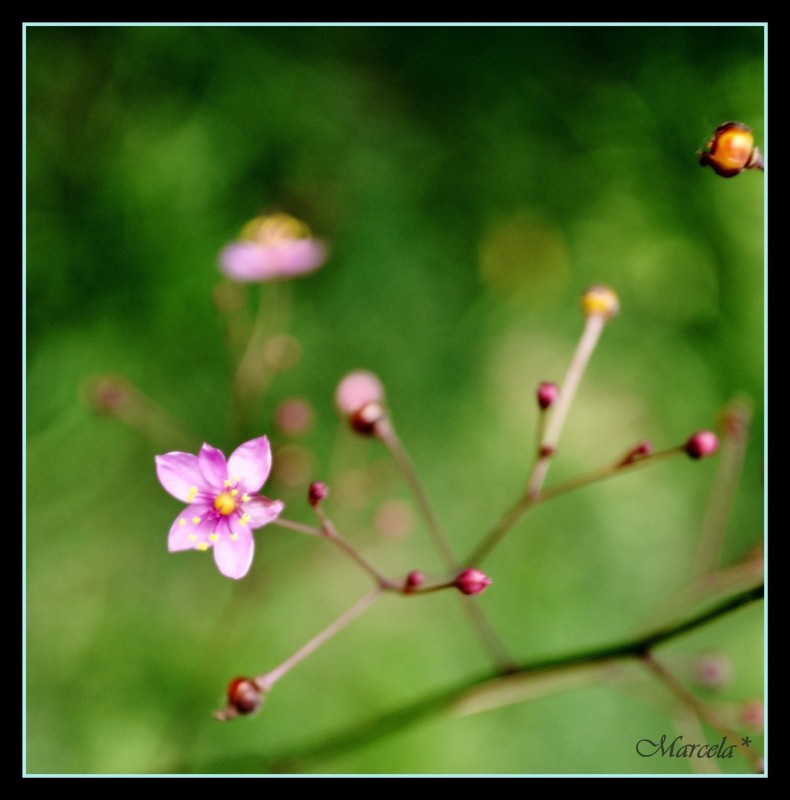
[698,122,762,178]
[581,285,620,321]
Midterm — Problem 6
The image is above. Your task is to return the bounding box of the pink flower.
[155,436,284,579]
[219,212,327,282]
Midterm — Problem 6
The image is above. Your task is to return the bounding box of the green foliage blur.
[25,24,764,775]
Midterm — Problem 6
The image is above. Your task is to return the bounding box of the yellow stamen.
[231,489,239,497]
[214,492,237,516]
[209,533,218,542]
[230,533,239,541]
[187,486,198,501]
[188,533,197,542]
[192,516,201,525]
[241,493,250,503]
[197,542,208,551]
[223,479,232,488]
[239,514,251,526]
[178,519,186,527]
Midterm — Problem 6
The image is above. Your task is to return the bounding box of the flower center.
[214,492,238,516]
[240,212,311,246]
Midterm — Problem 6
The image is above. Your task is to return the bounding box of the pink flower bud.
[226,677,263,716]
[741,699,764,730]
[403,570,425,594]
[335,370,385,417]
[684,431,719,459]
[308,481,329,507]
[692,653,732,690]
[536,381,559,410]
[455,568,492,596]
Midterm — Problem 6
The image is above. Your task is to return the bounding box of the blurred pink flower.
[219,212,327,282]
[156,436,284,579]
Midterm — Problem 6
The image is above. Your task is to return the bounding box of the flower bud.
[226,677,263,715]
[698,122,762,178]
[308,481,329,507]
[455,568,492,596]
[335,371,388,435]
[403,570,425,594]
[741,699,764,730]
[349,402,387,436]
[620,440,653,466]
[536,381,559,410]
[692,653,732,690]
[684,431,719,459]
[85,374,134,415]
[581,285,619,321]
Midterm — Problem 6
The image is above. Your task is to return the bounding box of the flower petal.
[228,436,272,493]
[198,443,228,489]
[219,242,270,282]
[156,452,211,502]
[168,505,213,551]
[213,524,255,579]
[244,495,284,528]
[269,239,327,277]
[219,240,326,282]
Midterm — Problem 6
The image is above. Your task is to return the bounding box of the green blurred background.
[25,24,764,775]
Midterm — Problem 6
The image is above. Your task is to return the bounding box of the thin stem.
[693,398,752,580]
[541,314,606,459]
[230,281,292,436]
[465,315,608,567]
[313,506,397,589]
[640,652,763,772]
[375,419,517,671]
[255,588,382,694]
[85,375,201,451]
[207,583,762,772]
[376,419,457,569]
[271,517,323,536]
[466,446,683,567]
[539,446,683,502]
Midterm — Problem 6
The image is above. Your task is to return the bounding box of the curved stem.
[201,583,762,772]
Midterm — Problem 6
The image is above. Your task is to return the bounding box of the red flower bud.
[226,677,263,716]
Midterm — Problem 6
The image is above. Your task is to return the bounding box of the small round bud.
[84,374,134,415]
[403,570,425,594]
[684,431,719,459]
[455,568,492,596]
[692,653,732,691]
[226,677,263,715]
[698,122,760,178]
[308,481,329,507]
[620,440,653,466]
[581,285,620,320]
[536,381,559,410]
[741,699,764,730]
[335,370,385,417]
[349,401,387,436]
